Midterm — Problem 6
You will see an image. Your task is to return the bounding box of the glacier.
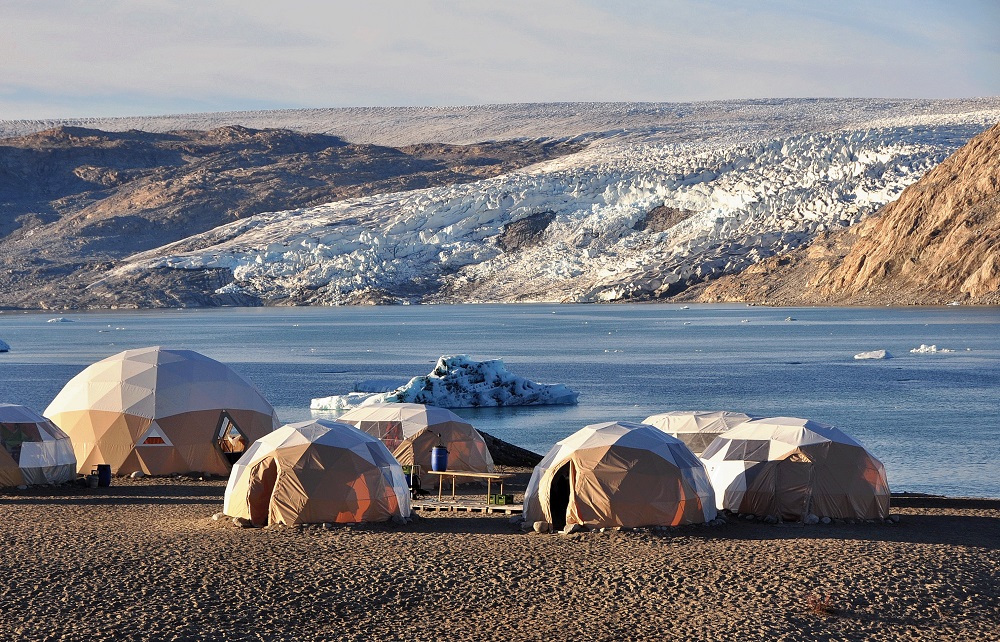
[77,98,1000,305]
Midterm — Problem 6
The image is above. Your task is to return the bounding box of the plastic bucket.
[96,464,112,487]
[430,446,449,472]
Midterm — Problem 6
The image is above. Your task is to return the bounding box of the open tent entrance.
[216,411,249,465]
[0,422,27,463]
[549,462,571,531]
[773,452,815,520]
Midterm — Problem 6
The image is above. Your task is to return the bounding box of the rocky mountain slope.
[0,126,576,308]
[1,99,999,309]
[691,121,1000,305]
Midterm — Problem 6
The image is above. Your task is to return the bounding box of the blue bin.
[430,446,449,472]
[95,464,112,487]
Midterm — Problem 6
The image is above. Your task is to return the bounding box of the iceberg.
[854,350,891,360]
[910,344,955,354]
[311,354,580,410]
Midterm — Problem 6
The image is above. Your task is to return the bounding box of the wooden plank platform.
[412,499,523,515]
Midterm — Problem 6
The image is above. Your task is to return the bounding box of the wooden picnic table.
[425,470,514,504]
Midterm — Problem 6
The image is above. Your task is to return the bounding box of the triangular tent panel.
[523,421,716,530]
[700,416,890,521]
[643,410,755,455]
[45,347,279,476]
[0,403,76,486]
[336,403,494,488]
[224,419,411,526]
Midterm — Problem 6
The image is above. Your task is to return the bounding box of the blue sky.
[1,0,997,120]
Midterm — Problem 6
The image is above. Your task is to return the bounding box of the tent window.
[216,411,249,465]
[138,425,172,447]
[143,436,166,445]
[725,439,771,462]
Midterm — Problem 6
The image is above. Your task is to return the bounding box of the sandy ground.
[2,473,999,642]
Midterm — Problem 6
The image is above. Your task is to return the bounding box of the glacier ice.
[310,354,579,410]
[91,99,1000,305]
[854,350,891,360]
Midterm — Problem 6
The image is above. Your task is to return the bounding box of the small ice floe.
[0,339,9,352]
[854,350,892,360]
[910,344,955,354]
[680,306,690,310]
[785,316,796,321]
[311,354,579,410]
[47,317,74,323]
[946,301,961,306]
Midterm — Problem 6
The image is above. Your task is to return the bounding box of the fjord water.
[1,304,997,498]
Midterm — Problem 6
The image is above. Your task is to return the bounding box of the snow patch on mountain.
[105,101,999,304]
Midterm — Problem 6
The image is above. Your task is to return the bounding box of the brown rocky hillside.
[689,121,1000,305]
[0,126,578,309]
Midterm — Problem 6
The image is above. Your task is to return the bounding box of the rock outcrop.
[693,121,1000,305]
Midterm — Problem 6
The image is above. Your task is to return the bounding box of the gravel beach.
[2,474,998,641]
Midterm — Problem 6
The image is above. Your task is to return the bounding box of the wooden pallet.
[412,499,523,515]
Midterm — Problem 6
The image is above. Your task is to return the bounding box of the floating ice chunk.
[310,392,381,411]
[47,317,73,323]
[910,344,955,354]
[854,350,892,360]
[311,354,579,410]
[0,339,8,352]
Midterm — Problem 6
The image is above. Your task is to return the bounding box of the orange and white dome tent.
[700,417,890,521]
[643,410,755,455]
[44,347,279,477]
[335,403,494,487]
[523,421,716,531]
[224,419,411,526]
[0,403,77,486]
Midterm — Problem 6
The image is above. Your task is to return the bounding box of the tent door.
[246,458,279,526]
[216,411,249,466]
[774,458,814,521]
[549,463,571,531]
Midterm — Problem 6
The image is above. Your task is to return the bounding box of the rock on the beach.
[821,516,832,524]
[130,471,145,479]
[533,521,551,534]
[804,514,820,525]
[561,523,583,535]
[232,517,253,528]
[211,512,226,521]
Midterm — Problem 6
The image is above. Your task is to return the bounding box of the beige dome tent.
[45,347,279,477]
[224,419,411,526]
[0,403,77,486]
[643,410,755,455]
[335,403,494,488]
[700,416,890,521]
[523,421,716,531]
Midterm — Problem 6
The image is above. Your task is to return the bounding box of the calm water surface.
[1,304,997,498]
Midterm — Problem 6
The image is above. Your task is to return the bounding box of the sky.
[1,0,998,120]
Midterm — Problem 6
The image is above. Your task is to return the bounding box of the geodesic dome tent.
[523,421,716,530]
[44,347,279,477]
[224,419,411,526]
[335,403,494,488]
[0,403,77,486]
[643,410,755,455]
[700,417,890,521]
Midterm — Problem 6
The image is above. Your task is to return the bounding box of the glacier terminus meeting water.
[1,303,997,499]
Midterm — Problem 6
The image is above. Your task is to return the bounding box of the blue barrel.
[96,464,112,487]
[430,446,449,472]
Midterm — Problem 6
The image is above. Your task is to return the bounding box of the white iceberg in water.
[910,344,955,354]
[47,317,74,323]
[311,354,580,411]
[854,350,892,360]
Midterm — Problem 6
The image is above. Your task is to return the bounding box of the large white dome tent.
[0,403,76,486]
[45,347,279,477]
[523,421,716,531]
[224,419,411,526]
[700,416,890,521]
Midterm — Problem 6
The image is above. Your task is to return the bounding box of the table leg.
[438,476,443,502]
[487,479,492,505]
[451,475,456,500]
